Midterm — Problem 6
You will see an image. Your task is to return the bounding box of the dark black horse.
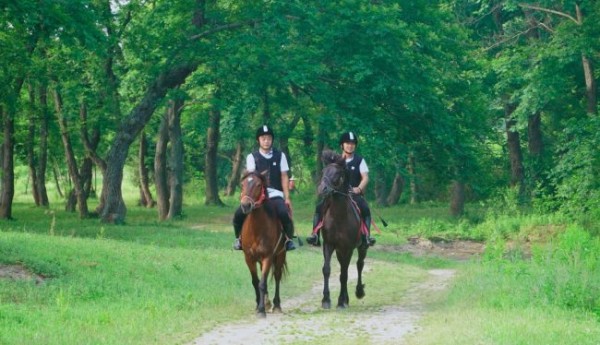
[316,150,368,309]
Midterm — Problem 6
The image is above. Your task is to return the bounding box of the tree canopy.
[1,0,599,222]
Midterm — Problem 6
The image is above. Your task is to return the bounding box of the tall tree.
[204,102,223,206]
[154,109,170,220]
[168,98,184,217]
[138,130,155,208]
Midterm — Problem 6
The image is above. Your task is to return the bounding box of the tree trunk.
[225,141,244,196]
[205,105,224,206]
[79,108,100,205]
[52,161,65,199]
[155,112,170,220]
[0,105,15,219]
[450,180,465,217]
[53,90,89,218]
[27,84,41,206]
[582,54,597,116]
[574,4,597,116]
[98,64,196,223]
[36,85,50,206]
[314,122,325,185]
[374,168,388,206]
[168,99,184,217]
[80,158,95,205]
[386,170,404,206]
[407,151,418,204]
[0,76,26,219]
[65,190,77,212]
[505,104,525,195]
[528,111,544,184]
[138,130,155,207]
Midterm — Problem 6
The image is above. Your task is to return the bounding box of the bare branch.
[538,22,554,33]
[519,3,579,24]
[483,26,538,51]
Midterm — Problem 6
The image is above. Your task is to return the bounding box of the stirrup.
[306,234,320,246]
[285,239,296,251]
[368,236,376,246]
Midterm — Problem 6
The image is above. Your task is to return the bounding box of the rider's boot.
[232,223,243,250]
[361,216,376,248]
[283,221,296,251]
[306,214,321,246]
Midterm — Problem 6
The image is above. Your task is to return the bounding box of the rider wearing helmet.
[232,125,296,251]
[306,131,376,248]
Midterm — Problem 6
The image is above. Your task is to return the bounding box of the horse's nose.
[318,184,331,196]
[241,202,252,214]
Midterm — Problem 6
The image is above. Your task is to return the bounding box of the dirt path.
[189,261,456,345]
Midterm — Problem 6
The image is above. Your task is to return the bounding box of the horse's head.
[318,150,348,197]
[240,170,268,214]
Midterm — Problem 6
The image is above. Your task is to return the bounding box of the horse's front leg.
[321,243,334,309]
[257,260,271,318]
[245,258,261,309]
[355,246,367,299]
[337,250,351,308]
[272,253,285,313]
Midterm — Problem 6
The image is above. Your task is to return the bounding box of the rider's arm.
[353,159,369,194]
[280,153,292,207]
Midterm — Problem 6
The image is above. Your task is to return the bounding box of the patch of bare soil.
[0,264,45,284]
[381,236,486,261]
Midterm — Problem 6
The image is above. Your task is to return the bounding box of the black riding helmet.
[339,131,358,145]
[256,125,275,140]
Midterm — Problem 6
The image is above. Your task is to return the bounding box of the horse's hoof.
[256,311,267,318]
[322,301,331,309]
[356,284,365,299]
[337,303,348,309]
[271,306,283,313]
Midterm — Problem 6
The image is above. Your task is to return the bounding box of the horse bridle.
[321,164,349,197]
[321,164,362,223]
[240,173,267,213]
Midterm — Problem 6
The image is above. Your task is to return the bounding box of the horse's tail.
[270,250,288,282]
[281,260,289,279]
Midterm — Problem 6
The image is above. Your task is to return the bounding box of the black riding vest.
[345,154,364,188]
[252,150,283,192]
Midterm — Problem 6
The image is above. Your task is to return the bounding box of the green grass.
[407,306,600,345]
[1,190,600,344]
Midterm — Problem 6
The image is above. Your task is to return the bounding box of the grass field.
[1,190,599,344]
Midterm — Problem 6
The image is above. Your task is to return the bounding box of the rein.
[240,188,267,208]
[240,173,268,212]
[322,179,361,224]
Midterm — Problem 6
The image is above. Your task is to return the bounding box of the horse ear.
[321,149,337,164]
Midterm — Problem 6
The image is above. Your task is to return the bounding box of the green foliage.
[470,223,600,318]
[531,225,600,315]
[542,116,600,219]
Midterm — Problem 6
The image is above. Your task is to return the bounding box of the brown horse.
[317,150,368,309]
[239,171,287,317]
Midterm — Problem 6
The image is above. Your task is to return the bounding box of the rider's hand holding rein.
[351,186,364,195]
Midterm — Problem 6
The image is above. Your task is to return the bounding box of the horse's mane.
[321,149,345,166]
